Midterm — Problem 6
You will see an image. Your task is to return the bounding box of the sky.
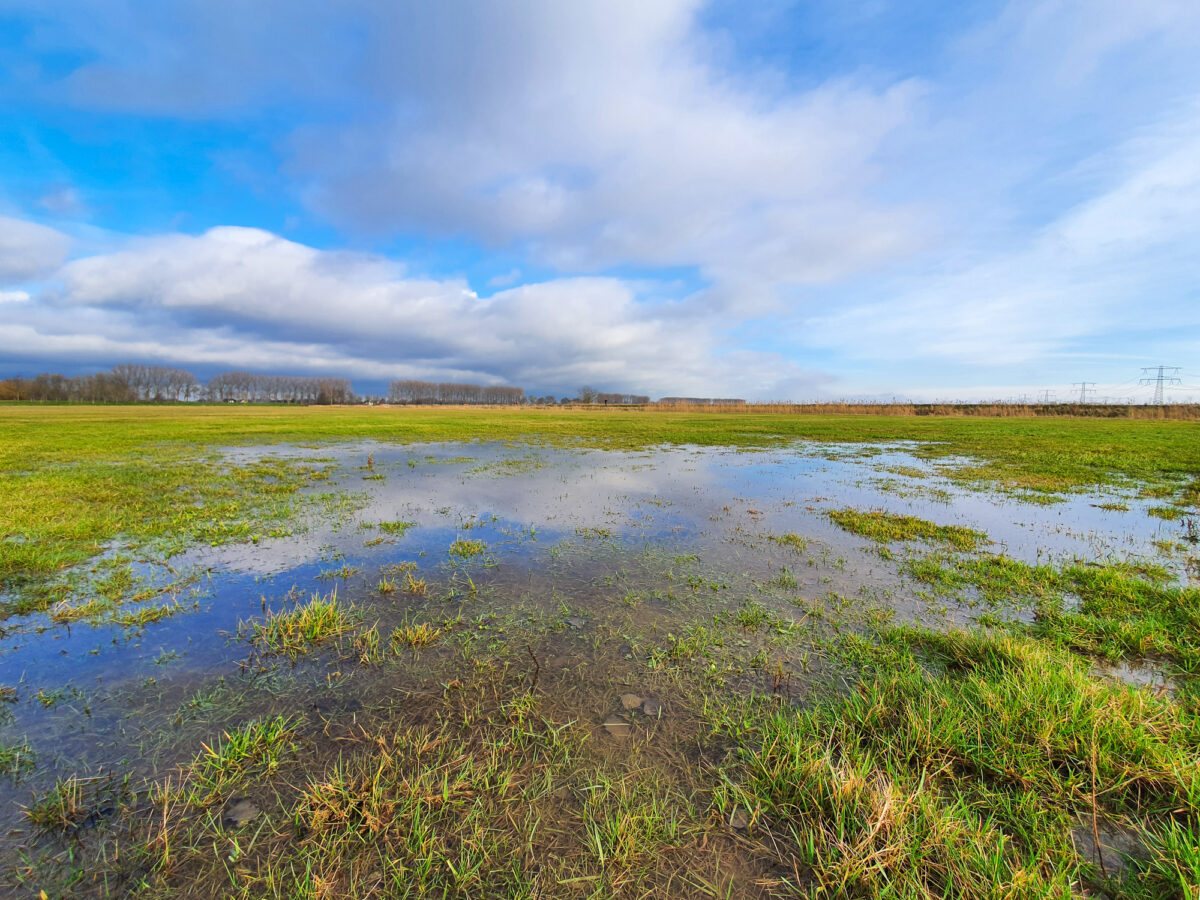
[0,0,1198,402]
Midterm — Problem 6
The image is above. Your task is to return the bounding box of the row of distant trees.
[387,380,526,405]
[0,366,355,404]
[206,371,354,404]
[579,387,652,405]
[0,372,138,403]
[0,365,657,406]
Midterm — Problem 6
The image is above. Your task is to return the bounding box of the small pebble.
[222,798,261,829]
[619,693,643,710]
[603,714,632,739]
[566,617,587,629]
[641,698,663,718]
[727,807,750,830]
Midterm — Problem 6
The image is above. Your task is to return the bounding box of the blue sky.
[0,0,1198,401]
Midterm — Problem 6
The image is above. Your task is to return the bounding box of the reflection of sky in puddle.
[201,441,1193,577]
[0,439,1193,820]
[3,440,1190,692]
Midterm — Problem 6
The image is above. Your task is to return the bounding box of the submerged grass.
[769,532,811,553]
[25,775,89,831]
[0,739,34,778]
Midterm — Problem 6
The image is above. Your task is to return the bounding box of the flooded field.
[1,419,1198,897]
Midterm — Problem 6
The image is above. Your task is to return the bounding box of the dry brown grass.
[647,401,1200,419]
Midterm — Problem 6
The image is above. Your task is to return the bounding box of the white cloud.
[37,187,86,216]
[7,223,829,397]
[0,215,70,283]
[488,269,522,288]
[291,4,929,294]
[0,290,30,303]
[801,105,1200,368]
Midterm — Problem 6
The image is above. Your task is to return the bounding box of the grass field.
[2,405,1198,898]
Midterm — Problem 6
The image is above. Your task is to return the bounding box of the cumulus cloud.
[0,215,70,283]
[9,223,828,397]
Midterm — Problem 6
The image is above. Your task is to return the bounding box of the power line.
[1139,366,1182,405]
[1038,389,1056,403]
[1072,382,1096,403]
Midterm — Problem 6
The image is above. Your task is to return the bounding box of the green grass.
[828,508,989,550]
[902,554,1200,689]
[715,628,1200,898]
[5,404,1200,894]
[769,532,811,553]
[25,775,89,831]
[111,600,184,629]
[449,538,486,559]
[391,621,441,649]
[0,739,34,778]
[244,591,357,658]
[1036,565,1200,685]
[188,714,300,801]
[375,519,416,535]
[97,664,737,898]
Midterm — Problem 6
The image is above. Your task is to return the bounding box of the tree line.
[0,366,655,407]
[0,365,355,404]
[206,371,354,404]
[387,380,525,405]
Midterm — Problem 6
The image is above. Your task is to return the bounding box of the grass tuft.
[449,538,486,559]
[392,622,441,649]
[0,739,35,778]
[376,520,416,535]
[769,533,811,553]
[245,591,356,658]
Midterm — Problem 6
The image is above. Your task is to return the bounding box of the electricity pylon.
[1140,366,1181,405]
